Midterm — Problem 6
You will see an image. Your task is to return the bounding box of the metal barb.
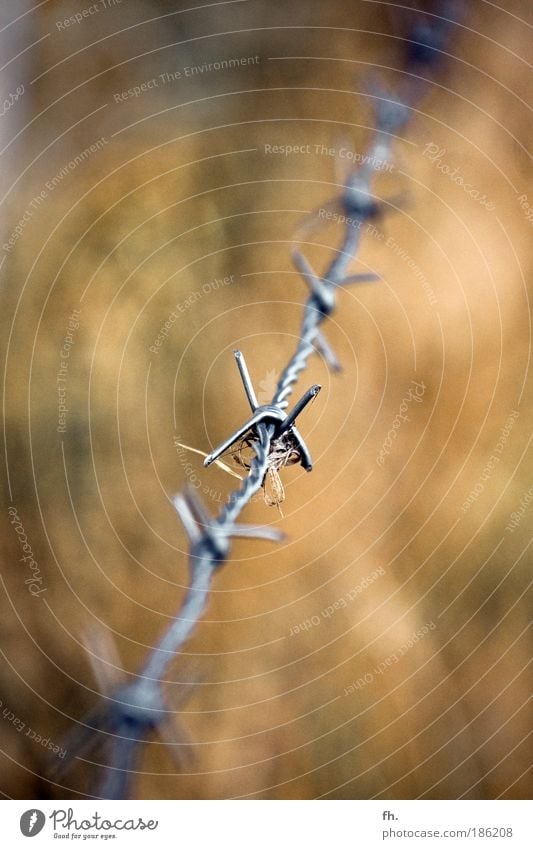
[292,248,335,314]
[314,329,342,373]
[234,349,258,411]
[278,384,321,434]
[174,487,283,562]
[204,351,321,472]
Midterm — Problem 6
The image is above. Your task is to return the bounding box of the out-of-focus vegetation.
[0,0,531,799]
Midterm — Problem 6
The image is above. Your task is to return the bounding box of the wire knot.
[202,350,321,473]
[173,486,284,562]
[113,680,167,732]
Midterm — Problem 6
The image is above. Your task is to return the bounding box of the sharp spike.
[172,495,202,543]
[291,248,322,297]
[279,385,321,434]
[289,426,314,471]
[234,349,259,411]
[343,272,380,286]
[230,524,285,542]
[183,486,212,533]
[203,419,258,467]
[314,329,342,372]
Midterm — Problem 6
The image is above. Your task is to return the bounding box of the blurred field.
[0,0,531,799]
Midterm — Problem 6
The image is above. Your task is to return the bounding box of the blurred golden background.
[0,0,531,799]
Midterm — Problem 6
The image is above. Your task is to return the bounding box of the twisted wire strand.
[59,2,461,799]
[216,422,274,526]
[273,125,393,408]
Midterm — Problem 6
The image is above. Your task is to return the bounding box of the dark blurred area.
[0,0,531,799]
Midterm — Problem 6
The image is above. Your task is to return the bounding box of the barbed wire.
[55,1,462,800]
